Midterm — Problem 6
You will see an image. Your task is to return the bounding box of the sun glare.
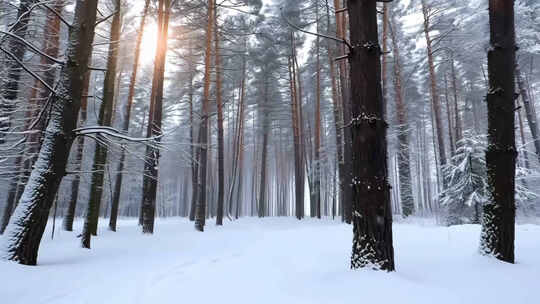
[140,21,159,64]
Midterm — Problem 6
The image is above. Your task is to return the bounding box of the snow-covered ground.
[1,217,539,304]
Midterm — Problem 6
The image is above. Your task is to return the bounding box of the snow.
[1,217,539,304]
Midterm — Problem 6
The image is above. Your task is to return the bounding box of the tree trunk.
[327,0,344,220]
[82,0,122,248]
[289,47,303,220]
[335,0,352,223]
[108,0,150,232]
[140,0,170,234]
[516,65,540,164]
[348,0,395,271]
[480,0,516,264]
[195,0,214,232]
[214,2,225,226]
[422,0,447,170]
[389,14,415,217]
[313,2,321,219]
[0,0,98,265]
[63,71,90,232]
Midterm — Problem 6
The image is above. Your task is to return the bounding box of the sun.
[139,21,159,64]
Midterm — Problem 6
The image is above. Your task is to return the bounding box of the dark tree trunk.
[0,0,98,265]
[63,71,90,232]
[313,2,322,219]
[288,45,303,220]
[480,0,516,264]
[82,0,122,248]
[109,0,151,232]
[141,0,170,234]
[195,0,214,232]
[336,0,353,223]
[214,2,225,226]
[348,0,395,271]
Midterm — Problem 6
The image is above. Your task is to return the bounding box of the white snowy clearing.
[1,218,539,304]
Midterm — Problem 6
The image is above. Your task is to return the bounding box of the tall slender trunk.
[348,0,395,271]
[444,74,456,156]
[214,3,225,225]
[327,0,344,219]
[389,14,415,217]
[0,0,98,265]
[195,0,214,231]
[289,45,303,220]
[82,0,122,248]
[109,0,151,232]
[313,2,321,219]
[422,1,447,170]
[516,65,540,164]
[141,0,170,234]
[289,33,304,219]
[451,56,463,143]
[335,0,352,223]
[63,71,90,231]
[480,0,516,264]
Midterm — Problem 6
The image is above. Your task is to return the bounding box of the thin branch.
[0,30,65,64]
[95,10,119,27]
[0,46,57,94]
[280,8,352,51]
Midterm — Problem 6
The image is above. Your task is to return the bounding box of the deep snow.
[0,217,539,304]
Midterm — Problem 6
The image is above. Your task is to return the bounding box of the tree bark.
[195,0,214,231]
[141,0,170,234]
[82,0,122,248]
[480,0,516,264]
[348,0,395,271]
[421,0,447,170]
[63,71,90,232]
[214,2,225,225]
[0,0,98,265]
[109,0,151,232]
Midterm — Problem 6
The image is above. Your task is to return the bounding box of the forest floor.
[0,217,539,304]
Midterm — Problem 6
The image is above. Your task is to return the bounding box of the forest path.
[1,217,539,304]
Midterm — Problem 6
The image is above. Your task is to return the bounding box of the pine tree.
[440,134,488,225]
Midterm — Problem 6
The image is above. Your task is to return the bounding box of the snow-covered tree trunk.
[0,0,99,265]
[348,0,394,271]
[480,0,517,264]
